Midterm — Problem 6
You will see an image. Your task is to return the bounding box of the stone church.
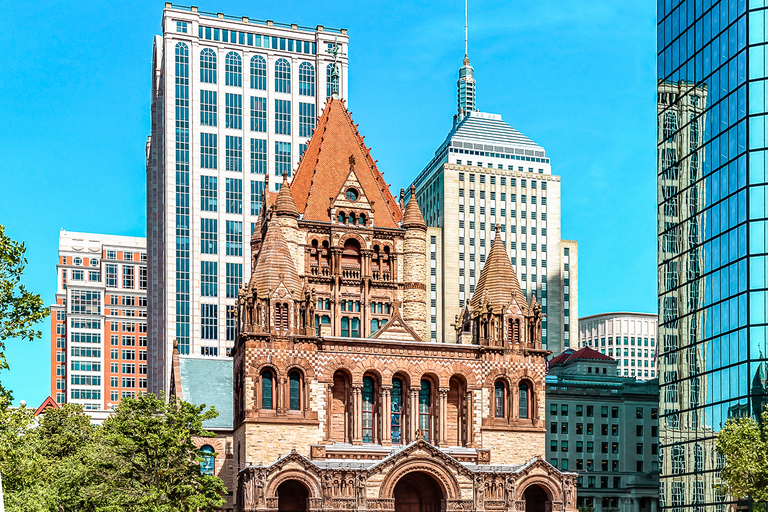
[230,97,576,512]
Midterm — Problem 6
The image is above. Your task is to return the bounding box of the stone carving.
[563,477,575,509]
[474,473,485,509]
[242,470,253,507]
[446,500,474,511]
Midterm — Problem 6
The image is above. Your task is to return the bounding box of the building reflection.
[658,81,731,512]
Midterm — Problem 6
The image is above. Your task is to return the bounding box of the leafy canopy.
[716,408,768,501]
[0,224,48,395]
[0,394,227,512]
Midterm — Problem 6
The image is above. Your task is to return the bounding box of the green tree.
[0,224,49,396]
[92,393,227,512]
[716,408,768,502]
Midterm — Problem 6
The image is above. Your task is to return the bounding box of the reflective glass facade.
[657,0,768,510]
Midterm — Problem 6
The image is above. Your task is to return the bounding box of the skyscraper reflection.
[657,2,763,511]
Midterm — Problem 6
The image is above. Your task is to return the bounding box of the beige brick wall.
[482,430,544,465]
[403,229,428,341]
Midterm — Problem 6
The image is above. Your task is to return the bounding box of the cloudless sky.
[0,1,657,406]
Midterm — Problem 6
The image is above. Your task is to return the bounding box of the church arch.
[379,460,460,501]
[329,369,353,443]
[513,473,561,503]
[267,471,321,501]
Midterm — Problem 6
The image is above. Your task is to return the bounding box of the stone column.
[466,390,475,447]
[324,383,334,441]
[438,388,449,447]
[632,498,640,512]
[594,497,603,512]
[410,386,420,441]
[650,498,657,512]
[352,384,363,445]
[382,385,392,445]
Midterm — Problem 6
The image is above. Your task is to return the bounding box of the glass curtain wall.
[657,0,768,510]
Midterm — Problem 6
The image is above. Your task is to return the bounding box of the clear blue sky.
[0,1,657,405]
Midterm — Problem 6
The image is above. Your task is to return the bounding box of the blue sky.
[0,1,657,405]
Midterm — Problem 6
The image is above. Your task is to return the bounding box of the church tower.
[401,185,428,342]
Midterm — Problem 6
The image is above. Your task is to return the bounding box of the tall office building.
[410,54,578,353]
[657,1,765,510]
[49,231,148,413]
[146,4,349,394]
[578,312,659,380]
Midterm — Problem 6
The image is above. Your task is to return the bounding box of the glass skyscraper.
[657,0,768,510]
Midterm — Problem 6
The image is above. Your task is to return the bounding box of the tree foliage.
[0,394,227,512]
[0,224,49,395]
[716,408,768,501]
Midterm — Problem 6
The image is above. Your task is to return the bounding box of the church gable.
[370,308,422,342]
[329,157,375,228]
[290,98,402,228]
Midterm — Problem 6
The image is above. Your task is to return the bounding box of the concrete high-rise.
[410,54,578,353]
[50,231,147,413]
[146,4,349,393]
[656,1,764,510]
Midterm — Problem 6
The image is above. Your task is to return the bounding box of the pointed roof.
[274,173,299,217]
[402,185,426,230]
[290,98,402,228]
[252,221,300,297]
[34,396,60,416]
[470,225,527,312]
[549,347,614,366]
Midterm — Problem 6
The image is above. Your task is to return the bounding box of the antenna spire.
[464,0,468,57]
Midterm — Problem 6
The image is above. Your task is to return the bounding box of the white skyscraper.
[146,5,349,393]
[410,54,578,354]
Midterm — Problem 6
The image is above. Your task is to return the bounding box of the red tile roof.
[549,346,614,366]
[290,98,402,228]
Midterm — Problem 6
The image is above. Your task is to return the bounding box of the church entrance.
[523,484,550,512]
[393,471,444,512]
[277,479,309,512]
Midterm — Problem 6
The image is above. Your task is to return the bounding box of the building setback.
[146,4,349,394]
[50,231,147,413]
[578,313,658,380]
[545,347,659,512]
[410,54,577,355]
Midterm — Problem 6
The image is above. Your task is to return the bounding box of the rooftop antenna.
[464,0,468,57]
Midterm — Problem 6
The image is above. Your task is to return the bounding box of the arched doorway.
[393,471,444,512]
[277,479,309,512]
[523,484,550,512]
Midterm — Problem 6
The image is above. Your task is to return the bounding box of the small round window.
[74,257,82,266]
[346,188,358,201]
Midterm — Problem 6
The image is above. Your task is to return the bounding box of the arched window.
[289,370,301,410]
[225,52,242,87]
[261,370,274,409]
[299,62,315,96]
[494,380,506,418]
[275,303,289,330]
[275,59,291,93]
[508,318,520,344]
[326,63,339,98]
[418,379,431,442]
[663,111,677,142]
[518,383,529,419]
[371,318,380,334]
[341,239,361,275]
[250,55,266,90]
[362,376,375,442]
[200,445,215,475]
[348,212,356,225]
[391,378,404,444]
[337,212,346,223]
[200,48,217,84]
[358,213,366,226]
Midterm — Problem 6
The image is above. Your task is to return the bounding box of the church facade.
[231,98,576,512]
